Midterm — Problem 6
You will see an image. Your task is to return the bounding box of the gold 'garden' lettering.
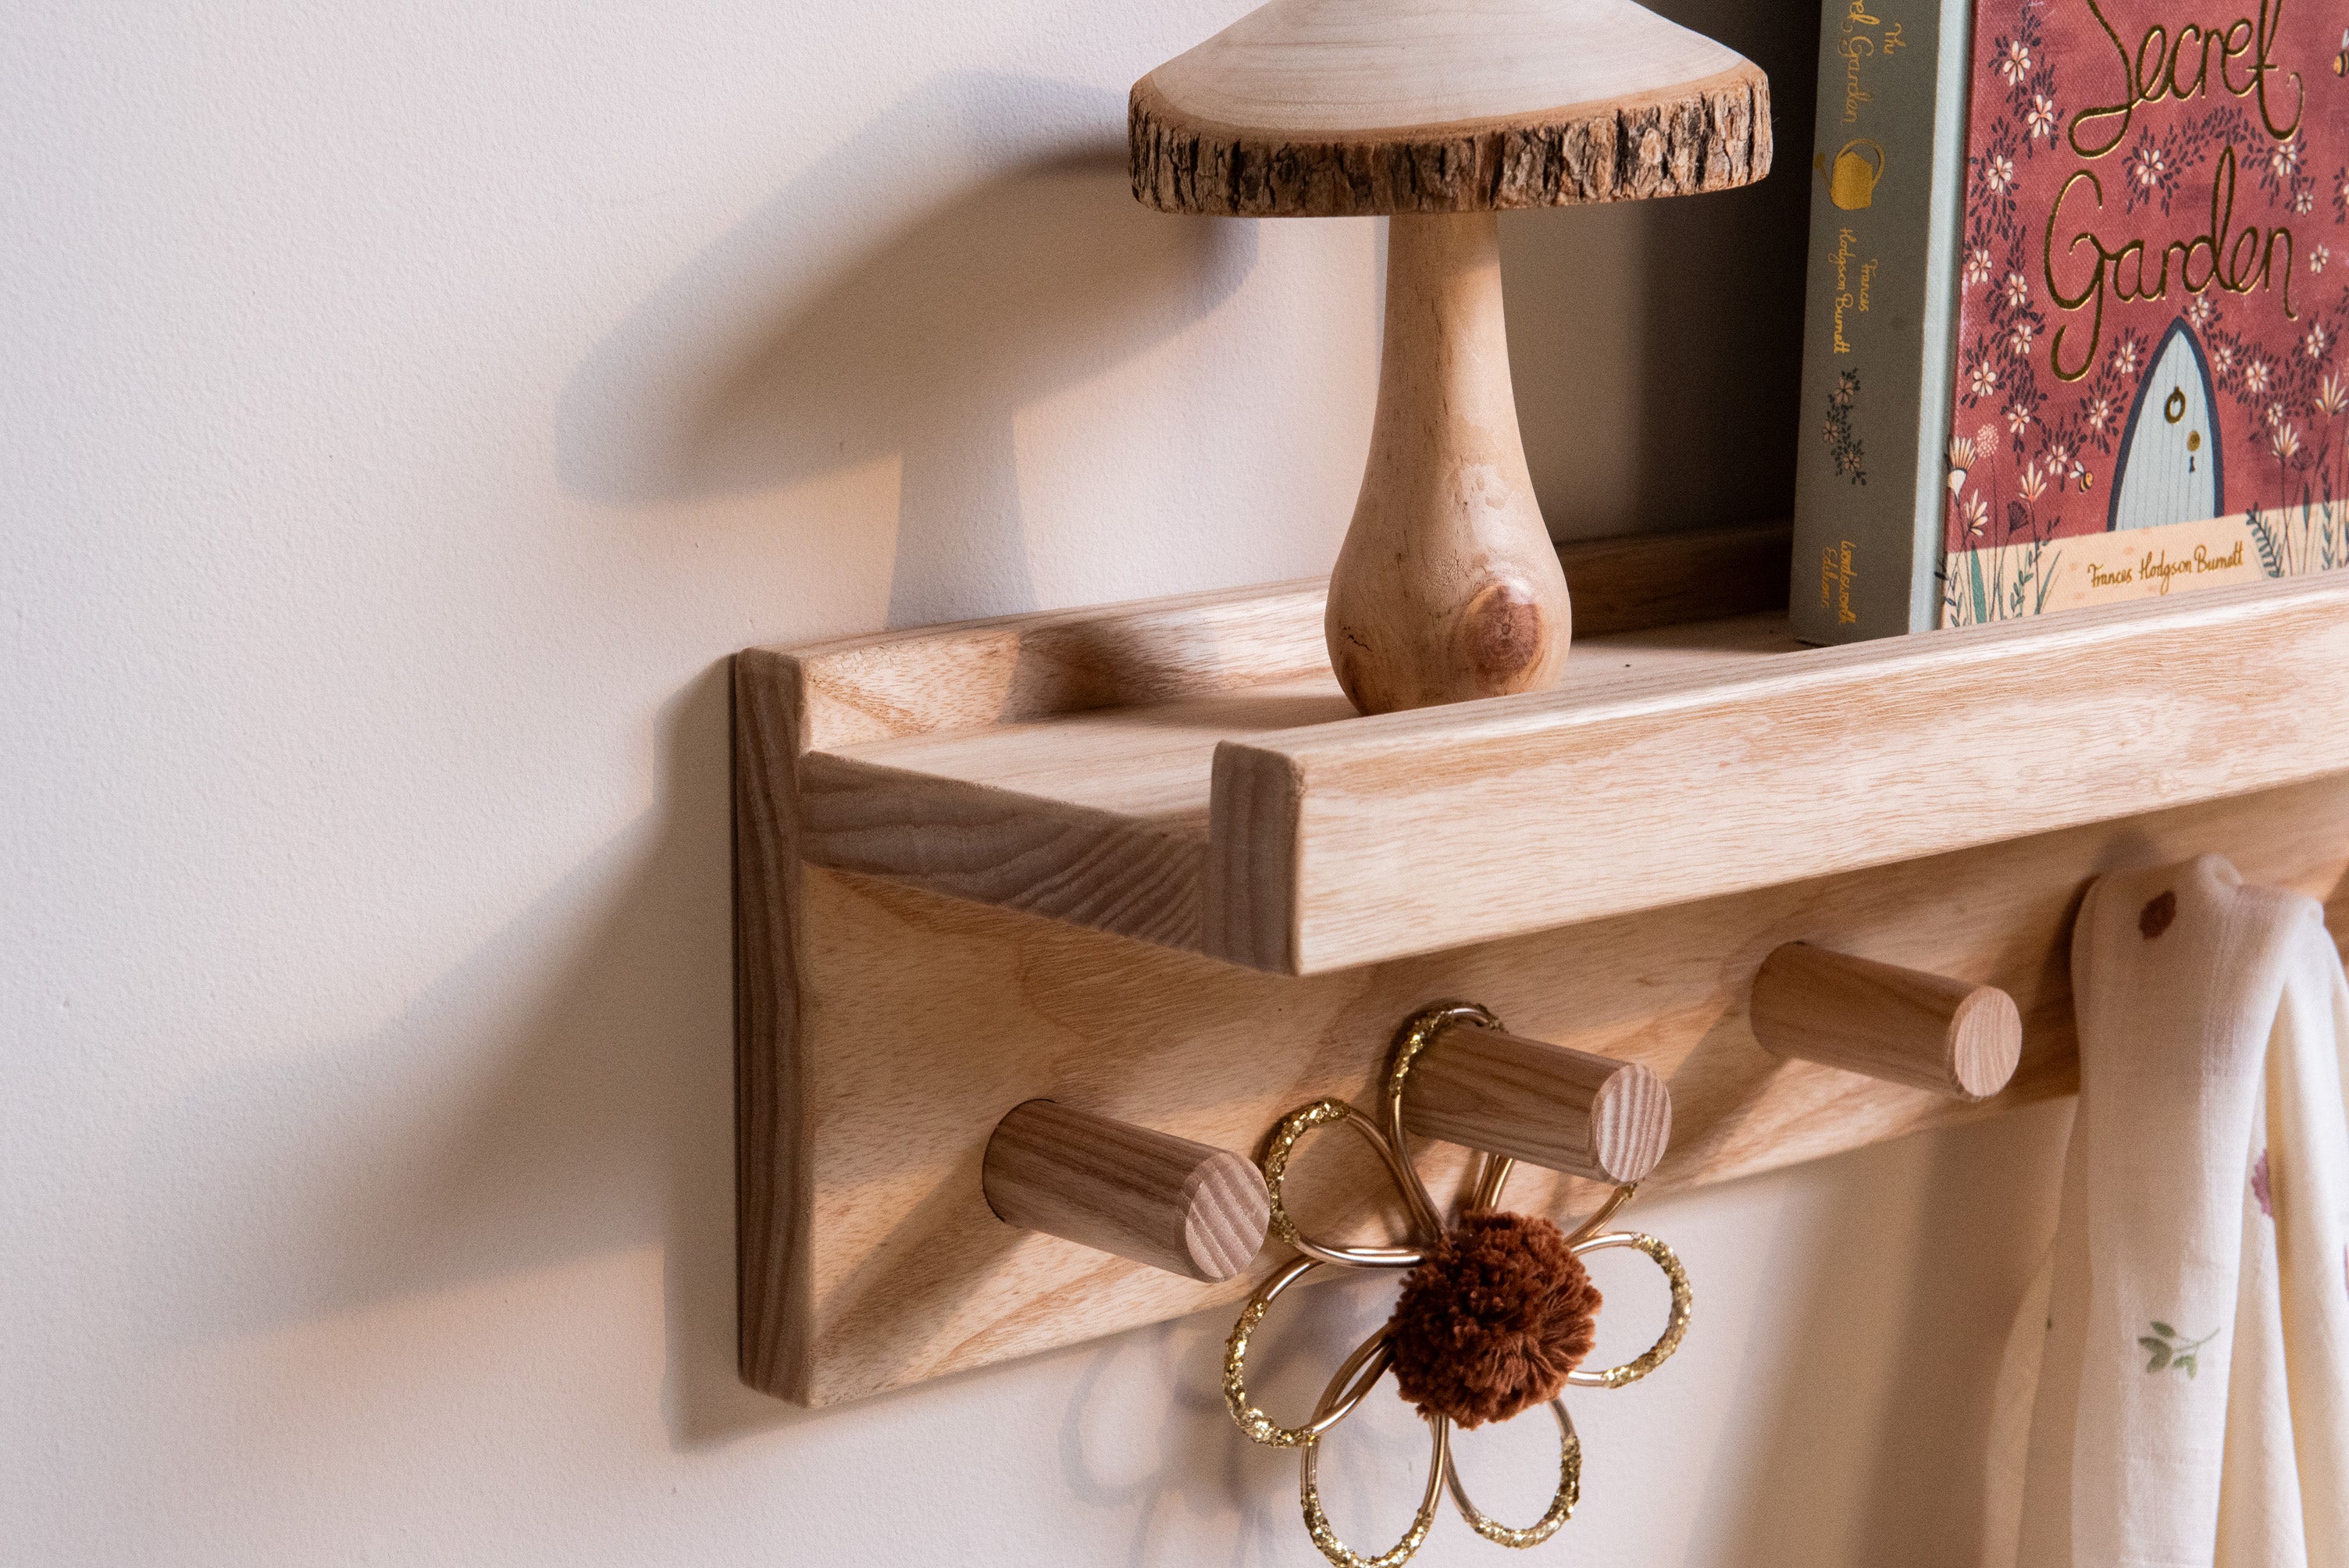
[2044,148,2295,380]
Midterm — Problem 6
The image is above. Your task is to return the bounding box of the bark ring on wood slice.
[1128,0,1773,219]
[1130,0,1770,716]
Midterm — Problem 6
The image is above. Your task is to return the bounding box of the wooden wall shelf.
[734,522,2349,1406]
[753,524,2349,975]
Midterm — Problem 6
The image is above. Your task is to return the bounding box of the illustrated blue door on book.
[2110,319,2223,532]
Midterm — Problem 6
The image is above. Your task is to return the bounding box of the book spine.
[1788,0,1973,643]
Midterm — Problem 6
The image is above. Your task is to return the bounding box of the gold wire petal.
[1447,1399,1581,1549]
[1224,1257,1338,1447]
[1381,1003,1502,1231]
[1314,1326,1395,1432]
[1381,1001,1500,1110]
[1261,1096,1429,1267]
[1563,1231,1693,1388]
[1300,1359,1449,1568]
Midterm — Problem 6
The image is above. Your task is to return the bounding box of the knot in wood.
[1458,578,1554,684]
[1386,1210,1599,1428]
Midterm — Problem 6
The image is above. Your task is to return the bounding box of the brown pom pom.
[1385,1210,1601,1429]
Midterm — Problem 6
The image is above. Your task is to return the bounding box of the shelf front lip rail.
[1213,572,2349,971]
[771,561,2349,977]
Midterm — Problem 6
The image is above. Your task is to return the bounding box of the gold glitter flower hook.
[1224,1004,1691,1567]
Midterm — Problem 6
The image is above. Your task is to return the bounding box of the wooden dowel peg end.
[982,1100,1269,1282]
[1748,943,2022,1100]
[1400,1021,1670,1185]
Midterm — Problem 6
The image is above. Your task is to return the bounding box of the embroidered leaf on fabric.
[2140,1321,2216,1376]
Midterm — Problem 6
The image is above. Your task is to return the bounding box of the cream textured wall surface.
[3,2,2073,1563]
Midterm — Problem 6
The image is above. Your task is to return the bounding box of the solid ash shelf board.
[749,533,2349,975]
[735,523,2349,1406]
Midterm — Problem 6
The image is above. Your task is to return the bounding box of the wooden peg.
[981,1100,1270,1281]
[1748,943,2022,1100]
[1400,1021,1670,1184]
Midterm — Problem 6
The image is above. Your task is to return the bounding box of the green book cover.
[1788,0,1976,642]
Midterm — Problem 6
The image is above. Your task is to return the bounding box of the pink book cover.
[1941,0,2349,625]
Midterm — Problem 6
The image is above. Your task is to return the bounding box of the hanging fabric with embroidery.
[1982,855,2349,1566]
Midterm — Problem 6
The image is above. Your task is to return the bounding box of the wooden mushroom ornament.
[1131,0,1771,714]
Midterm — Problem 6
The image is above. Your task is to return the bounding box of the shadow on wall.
[139,73,1264,1457]
[1055,1265,1442,1566]
[141,662,784,1444]
[558,71,1256,629]
[1686,1099,2073,1566]
[1505,0,1820,541]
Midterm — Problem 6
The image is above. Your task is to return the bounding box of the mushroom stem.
[1326,211,1570,715]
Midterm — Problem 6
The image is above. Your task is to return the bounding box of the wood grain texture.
[1217,573,2349,972]
[766,560,2349,975]
[982,1100,1269,1281]
[1325,212,1568,714]
[1749,944,2023,1100]
[1143,0,1752,134]
[740,769,2349,1405]
[1401,1021,1670,1182]
[782,523,1781,745]
[735,526,2349,1403]
[1563,520,1791,635]
[733,647,808,1397]
[788,578,1331,752]
[1133,0,1769,713]
[1129,0,1771,217]
[779,525,1790,960]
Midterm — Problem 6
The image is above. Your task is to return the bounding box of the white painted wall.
[2,2,2072,1563]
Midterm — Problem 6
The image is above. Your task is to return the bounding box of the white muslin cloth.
[1983,854,2349,1567]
